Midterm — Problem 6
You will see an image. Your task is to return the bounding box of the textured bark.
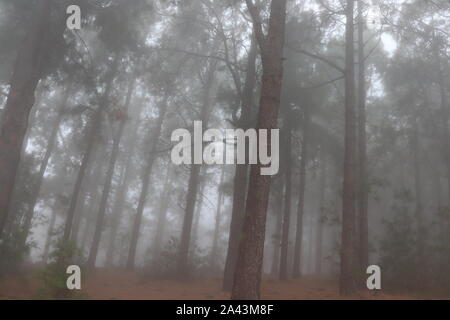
[232,0,287,300]
[126,95,169,270]
[270,187,284,276]
[21,83,73,247]
[63,57,119,243]
[87,78,136,268]
[222,37,257,291]
[209,167,226,272]
[0,0,51,237]
[293,107,310,278]
[177,164,201,276]
[340,0,357,296]
[177,62,216,276]
[357,0,369,278]
[279,127,292,280]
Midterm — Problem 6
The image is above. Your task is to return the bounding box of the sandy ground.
[0,269,432,300]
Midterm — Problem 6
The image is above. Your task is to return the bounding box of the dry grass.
[0,269,439,300]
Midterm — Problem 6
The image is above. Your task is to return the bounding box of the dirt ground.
[0,269,435,300]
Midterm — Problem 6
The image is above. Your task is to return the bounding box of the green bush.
[142,236,207,280]
[34,240,86,300]
[0,231,31,277]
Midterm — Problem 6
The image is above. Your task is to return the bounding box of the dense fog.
[0,0,449,300]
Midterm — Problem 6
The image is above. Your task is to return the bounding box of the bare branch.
[286,45,345,74]
[301,75,345,90]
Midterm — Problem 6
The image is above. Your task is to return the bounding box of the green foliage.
[381,193,450,295]
[142,236,207,280]
[428,206,450,293]
[0,231,31,277]
[34,240,86,300]
[380,206,418,291]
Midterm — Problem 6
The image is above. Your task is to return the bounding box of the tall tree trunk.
[104,162,127,267]
[279,126,292,280]
[87,78,136,268]
[0,0,51,237]
[232,0,287,300]
[357,0,369,279]
[42,161,70,264]
[307,212,315,274]
[72,147,105,246]
[126,94,170,270]
[62,56,119,243]
[21,83,73,247]
[433,39,450,203]
[149,165,173,259]
[340,0,357,296]
[42,206,57,264]
[293,106,310,278]
[223,37,257,291]
[315,154,326,275]
[79,191,100,260]
[192,176,205,250]
[177,62,217,276]
[411,118,424,283]
[105,106,141,267]
[177,163,201,276]
[270,188,284,276]
[209,167,226,272]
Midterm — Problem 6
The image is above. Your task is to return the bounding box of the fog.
[0,0,449,300]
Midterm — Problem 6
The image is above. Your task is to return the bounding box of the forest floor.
[0,269,442,300]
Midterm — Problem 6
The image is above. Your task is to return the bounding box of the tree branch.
[286,45,345,74]
[245,0,267,53]
[301,75,345,90]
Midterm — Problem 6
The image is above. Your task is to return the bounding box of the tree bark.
[177,61,217,276]
[433,38,450,204]
[315,154,326,275]
[232,0,287,300]
[191,176,205,251]
[209,167,226,272]
[340,0,357,296]
[104,162,127,267]
[105,103,142,267]
[357,0,369,279]
[223,36,257,291]
[0,0,51,237]
[63,56,119,243]
[411,117,424,283]
[87,78,136,268]
[72,146,105,247]
[270,187,284,276]
[21,82,73,247]
[279,126,292,280]
[126,94,170,270]
[149,165,173,259]
[42,206,57,264]
[293,106,310,278]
